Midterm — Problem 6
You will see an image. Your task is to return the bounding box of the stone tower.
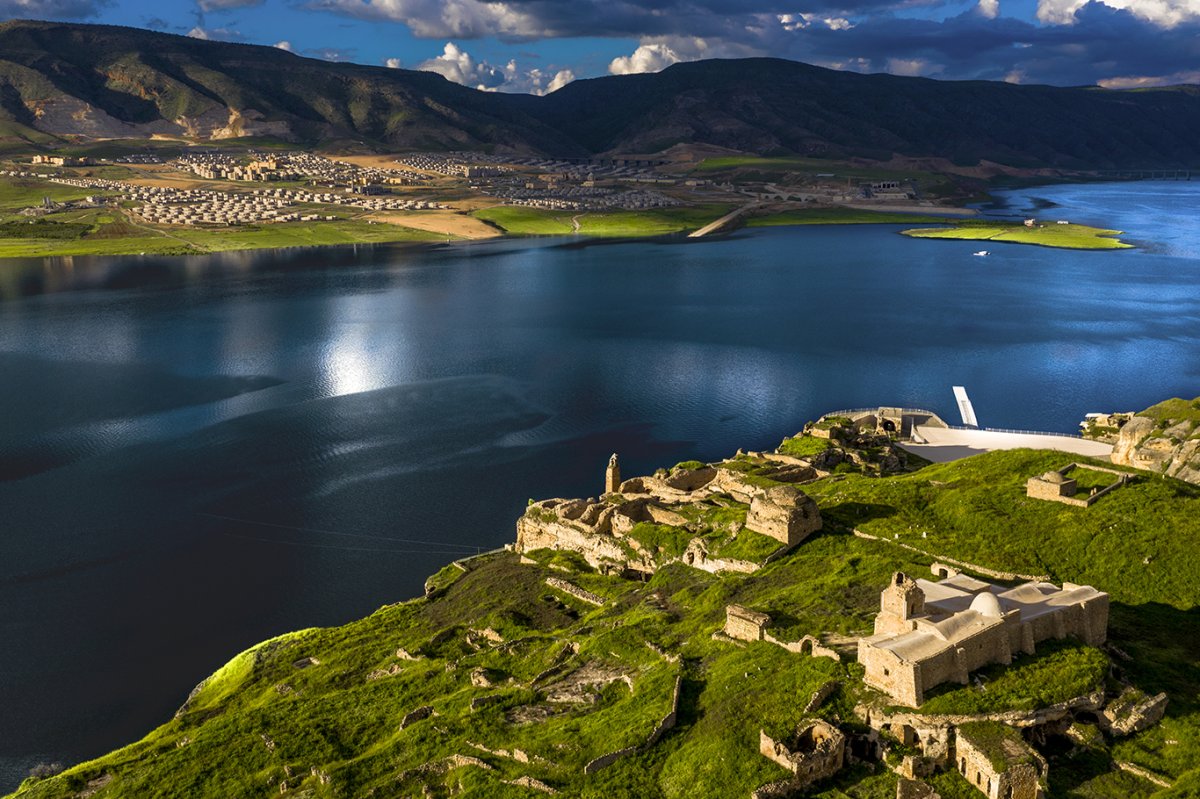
[605,453,621,494]
[874,572,926,635]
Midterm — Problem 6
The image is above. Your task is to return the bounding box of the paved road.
[688,202,759,238]
[898,425,1114,463]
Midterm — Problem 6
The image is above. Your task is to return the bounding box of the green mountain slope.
[2,20,1200,168]
[535,58,1200,167]
[9,447,1199,799]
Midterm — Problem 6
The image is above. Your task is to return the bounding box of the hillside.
[8,444,1200,799]
[0,20,571,154]
[2,20,1200,168]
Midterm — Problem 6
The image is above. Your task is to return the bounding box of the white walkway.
[898,425,1114,463]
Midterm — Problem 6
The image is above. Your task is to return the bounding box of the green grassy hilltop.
[9,446,1200,799]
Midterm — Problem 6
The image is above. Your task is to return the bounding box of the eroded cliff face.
[1111,415,1200,485]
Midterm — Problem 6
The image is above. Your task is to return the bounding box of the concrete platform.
[898,426,1114,463]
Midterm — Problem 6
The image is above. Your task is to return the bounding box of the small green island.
[901,220,1133,250]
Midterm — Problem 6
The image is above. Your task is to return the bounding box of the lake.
[1,181,1198,790]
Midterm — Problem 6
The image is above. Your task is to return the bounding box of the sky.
[2,0,1198,94]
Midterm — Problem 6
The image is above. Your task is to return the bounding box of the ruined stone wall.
[724,605,769,641]
[757,722,845,785]
[745,484,822,546]
[955,736,1039,799]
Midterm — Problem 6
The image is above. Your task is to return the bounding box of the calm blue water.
[1,181,1198,788]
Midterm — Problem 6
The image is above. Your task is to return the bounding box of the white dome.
[969,592,1003,617]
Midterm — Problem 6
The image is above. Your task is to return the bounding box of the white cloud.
[186,25,243,40]
[274,40,294,51]
[417,41,508,89]
[779,12,854,30]
[608,43,682,75]
[385,57,403,68]
[1037,0,1200,26]
[416,43,575,94]
[886,57,942,76]
[977,0,1000,17]
[545,69,575,93]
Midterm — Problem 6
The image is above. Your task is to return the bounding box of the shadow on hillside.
[1109,601,1200,714]
[819,501,898,529]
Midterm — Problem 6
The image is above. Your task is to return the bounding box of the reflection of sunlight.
[319,294,413,397]
[325,332,382,396]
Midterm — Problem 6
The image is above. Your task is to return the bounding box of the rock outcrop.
[516,457,822,576]
[1102,398,1200,484]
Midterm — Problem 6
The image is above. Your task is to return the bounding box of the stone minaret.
[874,572,926,635]
[605,453,621,494]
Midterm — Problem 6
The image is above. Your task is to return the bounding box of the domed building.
[858,569,1109,707]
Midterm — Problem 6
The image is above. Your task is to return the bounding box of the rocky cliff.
[1093,397,1200,484]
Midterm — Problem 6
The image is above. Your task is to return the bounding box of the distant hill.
[0,20,574,154]
[2,19,1200,168]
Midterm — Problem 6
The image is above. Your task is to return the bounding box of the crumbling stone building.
[955,723,1042,799]
[754,720,845,797]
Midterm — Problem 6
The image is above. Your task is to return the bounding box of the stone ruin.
[720,605,842,661]
[516,455,822,576]
[1026,463,1131,507]
[724,604,771,641]
[954,724,1042,799]
[754,720,846,797]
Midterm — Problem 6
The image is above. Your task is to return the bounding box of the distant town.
[0,144,966,257]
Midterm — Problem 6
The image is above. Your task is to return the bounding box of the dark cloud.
[304,0,1200,86]
[777,3,1200,85]
[144,15,171,29]
[197,0,264,10]
[0,0,112,19]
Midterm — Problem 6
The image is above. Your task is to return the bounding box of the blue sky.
[4,0,1199,93]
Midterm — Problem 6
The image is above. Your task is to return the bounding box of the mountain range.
[2,19,1199,169]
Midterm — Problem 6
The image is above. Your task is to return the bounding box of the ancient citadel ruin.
[505,416,1172,799]
[516,453,823,576]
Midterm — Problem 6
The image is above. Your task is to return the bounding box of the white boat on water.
[972,250,990,257]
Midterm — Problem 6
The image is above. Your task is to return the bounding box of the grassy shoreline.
[0,195,1130,259]
[900,221,1133,250]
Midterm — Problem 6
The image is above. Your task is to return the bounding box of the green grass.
[801,449,1190,607]
[746,208,956,227]
[627,521,696,560]
[0,216,447,258]
[707,529,781,562]
[901,221,1132,250]
[956,721,1039,770]
[778,435,835,459]
[472,204,733,237]
[11,445,1198,799]
[1065,466,1124,493]
[1137,397,1200,427]
[916,642,1109,715]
